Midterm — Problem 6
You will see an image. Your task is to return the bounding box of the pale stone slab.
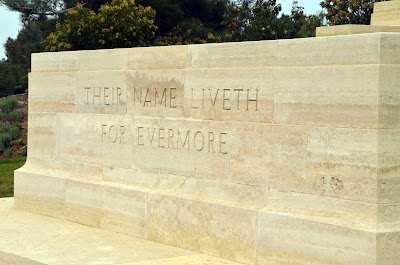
[379,34,400,66]
[147,194,258,264]
[65,180,102,227]
[57,113,133,168]
[230,123,308,188]
[129,45,188,70]
[127,70,185,118]
[101,185,148,238]
[376,231,400,265]
[102,167,268,209]
[78,48,129,71]
[377,128,400,180]
[31,52,79,72]
[166,178,268,209]
[28,72,76,113]
[76,71,127,115]
[377,203,400,223]
[20,157,103,183]
[184,69,273,123]
[257,212,376,265]
[188,40,277,68]
[127,254,239,265]
[0,198,242,265]
[14,171,66,219]
[132,117,231,181]
[263,191,378,227]
[274,65,380,128]
[316,25,400,37]
[371,1,400,26]
[276,34,382,66]
[258,191,400,265]
[102,166,186,192]
[27,113,58,159]
[306,127,378,203]
[378,65,400,128]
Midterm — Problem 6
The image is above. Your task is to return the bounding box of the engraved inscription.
[85,87,122,105]
[102,124,125,144]
[136,127,228,154]
[191,88,259,111]
[132,87,177,108]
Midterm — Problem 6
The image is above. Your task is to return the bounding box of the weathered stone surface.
[184,69,273,123]
[127,70,185,118]
[316,25,400,37]
[188,41,277,68]
[76,71,127,115]
[129,45,188,70]
[13,21,400,264]
[147,194,258,264]
[28,72,76,113]
[274,65,380,128]
[27,113,58,159]
[0,198,242,265]
[57,113,133,168]
[371,1,400,26]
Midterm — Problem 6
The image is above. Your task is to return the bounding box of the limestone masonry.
[13,2,400,264]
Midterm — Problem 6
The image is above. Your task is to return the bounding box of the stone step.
[0,198,242,265]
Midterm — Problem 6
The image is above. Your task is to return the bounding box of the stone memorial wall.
[15,31,400,264]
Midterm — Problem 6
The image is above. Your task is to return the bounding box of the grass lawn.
[0,157,26,198]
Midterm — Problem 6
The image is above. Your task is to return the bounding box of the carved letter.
[117,87,122,105]
[158,128,165,148]
[144,88,152,107]
[147,127,156,145]
[209,89,219,108]
[137,127,144,146]
[246,89,259,111]
[208,132,215,153]
[177,130,190,150]
[109,125,117,143]
[219,132,228,155]
[120,126,125,144]
[102,124,107,142]
[234,89,244,110]
[191,89,199,109]
[93,87,101,105]
[194,131,205,151]
[222,89,231,110]
[170,88,177,108]
[168,129,175,149]
[85,87,91,104]
[155,88,167,107]
[104,87,110,105]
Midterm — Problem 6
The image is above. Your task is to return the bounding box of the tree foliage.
[0,0,112,20]
[320,0,387,25]
[44,0,157,51]
[137,0,228,37]
[222,0,321,42]
[0,19,55,95]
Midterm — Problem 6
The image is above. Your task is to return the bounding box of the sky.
[0,0,322,60]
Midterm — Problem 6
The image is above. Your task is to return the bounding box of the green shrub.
[3,148,12,158]
[9,125,20,140]
[18,145,27,156]
[0,132,11,151]
[0,98,19,114]
[2,110,23,122]
[10,138,24,146]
